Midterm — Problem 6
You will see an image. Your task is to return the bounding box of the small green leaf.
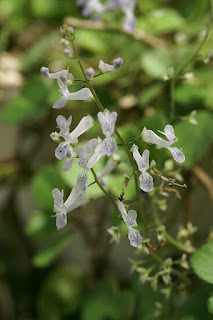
[191,242,213,284]
[32,233,71,267]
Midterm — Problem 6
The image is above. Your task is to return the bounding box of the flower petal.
[128,227,142,247]
[102,137,117,156]
[139,171,153,192]
[168,147,185,163]
[53,96,67,109]
[62,158,73,171]
[55,142,70,160]
[77,171,88,191]
[69,115,94,141]
[158,125,178,144]
[141,127,170,148]
[56,213,67,230]
[127,210,137,227]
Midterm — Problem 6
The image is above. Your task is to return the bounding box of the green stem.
[91,168,118,211]
[71,40,149,237]
[169,24,211,123]
[152,199,191,253]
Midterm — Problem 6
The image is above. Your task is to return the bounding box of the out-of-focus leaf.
[208,295,213,314]
[77,30,108,54]
[191,242,213,284]
[148,8,185,34]
[32,233,71,267]
[2,76,50,123]
[175,83,213,109]
[21,31,58,71]
[141,49,173,78]
[174,111,213,167]
[32,165,64,210]
[38,265,84,317]
[139,83,164,107]
[25,210,55,238]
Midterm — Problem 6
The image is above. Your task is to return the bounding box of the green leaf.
[147,8,185,34]
[1,76,50,123]
[174,112,213,167]
[141,49,173,78]
[208,295,213,314]
[25,210,55,238]
[191,242,213,284]
[32,233,71,267]
[32,165,64,209]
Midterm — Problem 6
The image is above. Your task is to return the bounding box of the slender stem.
[91,168,118,211]
[169,24,211,123]
[71,39,149,237]
[152,198,191,253]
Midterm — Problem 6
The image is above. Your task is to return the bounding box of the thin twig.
[64,16,168,49]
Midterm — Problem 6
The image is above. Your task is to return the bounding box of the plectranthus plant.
[40,24,194,305]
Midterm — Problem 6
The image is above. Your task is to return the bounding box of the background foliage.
[0,0,213,319]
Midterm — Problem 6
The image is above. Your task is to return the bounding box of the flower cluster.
[76,0,136,32]
[117,200,142,247]
[41,26,187,250]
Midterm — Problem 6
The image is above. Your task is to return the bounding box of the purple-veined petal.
[139,171,153,192]
[102,137,117,156]
[77,171,88,191]
[52,188,64,205]
[168,147,185,163]
[128,227,142,247]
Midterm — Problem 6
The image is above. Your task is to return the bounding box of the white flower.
[131,144,153,192]
[52,184,87,230]
[98,109,118,156]
[141,125,185,163]
[162,66,174,81]
[53,78,93,109]
[40,67,73,82]
[76,138,102,191]
[117,200,142,247]
[54,115,94,171]
[98,58,123,74]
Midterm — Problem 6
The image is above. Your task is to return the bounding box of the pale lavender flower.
[52,183,88,230]
[131,144,154,192]
[97,109,118,156]
[98,58,123,74]
[53,115,94,170]
[117,200,142,247]
[142,125,185,163]
[76,138,102,191]
[54,78,93,109]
